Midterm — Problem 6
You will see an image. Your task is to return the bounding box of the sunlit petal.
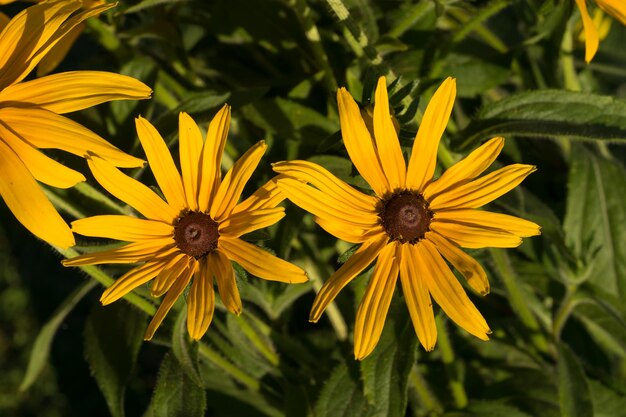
[151,253,191,297]
[314,217,386,244]
[219,207,285,238]
[36,23,83,77]
[198,105,231,211]
[208,249,242,315]
[187,259,215,340]
[62,240,177,266]
[231,176,284,215]
[575,0,600,62]
[434,209,541,238]
[596,0,626,25]
[100,259,168,305]
[430,221,522,249]
[71,215,173,241]
[179,112,203,211]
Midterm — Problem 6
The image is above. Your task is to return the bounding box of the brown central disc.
[380,192,432,244]
[174,211,219,258]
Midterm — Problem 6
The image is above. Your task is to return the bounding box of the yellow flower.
[274,77,540,360]
[575,0,626,62]
[63,108,308,341]
[0,0,152,248]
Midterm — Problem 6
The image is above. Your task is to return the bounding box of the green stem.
[561,19,582,91]
[553,285,579,342]
[436,316,468,409]
[236,314,280,366]
[449,0,509,53]
[408,363,444,415]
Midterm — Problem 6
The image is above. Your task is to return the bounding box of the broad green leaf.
[563,145,626,296]
[438,52,511,98]
[454,91,626,150]
[573,298,626,359]
[557,344,593,417]
[171,309,203,387]
[148,352,207,417]
[314,361,371,417]
[589,379,626,417]
[19,280,96,391]
[84,302,146,417]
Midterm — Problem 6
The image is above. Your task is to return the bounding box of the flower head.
[0,0,152,248]
[576,0,626,62]
[274,77,540,360]
[63,108,308,341]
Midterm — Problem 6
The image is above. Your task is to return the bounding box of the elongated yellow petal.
[424,137,504,200]
[276,178,379,228]
[208,249,242,315]
[62,240,177,266]
[0,122,84,188]
[575,0,600,62]
[429,164,536,210]
[144,266,194,340]
[0,107,143,167]
[187,259,215,340]
[272,160,378,211]
[100,259,167,305]
[337,87,390,196]
[178,112,203,211]
[354,242,399,360]
[219,237,308,284]
[219,207,285,238]
[231,176,284,215]
[0,12,10,31]
[434,209,541,238]
[36,22,83,77]
[0,139,74,248]
[597,0,626,25]
[88,156,179,223]
[71,215,173,241]
[198,105,231,212]
[426,231,489,295]
[0,71,152,114]
[151,253,191,297]
[373,77,406,189]
[315,217,386,244]
[399,244,437,351]
[431,221,522,248]
[406,77,456,192]
[310,235,388,322]
[210,140,266,221]
[418,240,490,340]
[135,117,186,211]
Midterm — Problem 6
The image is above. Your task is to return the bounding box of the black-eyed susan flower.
[0,0,151,248]
[63,107,308,341]
[575,0,626,62]
[274,77,540,360]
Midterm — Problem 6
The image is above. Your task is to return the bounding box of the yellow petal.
[0,107,143,167]
[430,221,522,249]
[100,259,167,305]
[429,164,536,210]
[219,207,285,238]
[219,237,308,284]
[399,244,437,351]
[178,112,203,211]
[337,87,390,196]
[354,242,399,360]
[135,117,186,211]
[36,23,83,77]
[198,105,231,212]
[276,177,379,228]
[0,122,84,188]
[0,139,74,248]
[596,0,626,25]
[575,0,600,62]
[373,77,406,189]
[314,217,386,244]
[418,240,490,340]
[62,240,177,266]
[272,160,378,211]
[208,249,242,315]
[434,209,541,238]
[0,71,152,114]
[424,137,504,201]
[0,12,10,31]
[144,266,194,340]
[71,215,173,241]
[88,156,179,223]
[310,235,388,322]
[406,77,456,192]
[151,253,191,297]
[187,260,215,340]
[231,176,284,215]
[426,231,489,295]
[210,140,267,221]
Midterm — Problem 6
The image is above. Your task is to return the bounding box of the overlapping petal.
[150,253,191,297]
[100,259,169,305]
[198,105,231,211]
[434,209,541,237]
[575,0,600,62]
[231,177,284,215]
[597,0,626,25]
[208,249,242,315]
[62,240,177,266]
[71,215,173,241]
[178,112,203,211]
[431,221,522,249]
[187,259,215,340]
[219,207,285,238]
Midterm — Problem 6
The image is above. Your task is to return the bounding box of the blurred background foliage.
[1,0,626,416]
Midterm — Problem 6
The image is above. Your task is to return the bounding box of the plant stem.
[561,19,582,91]
[408,362,444,415]
[436,316,468,409]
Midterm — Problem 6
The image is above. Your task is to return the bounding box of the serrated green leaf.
[171,309,203,387]
[84,302,146,417]
[454,91,626,150]
[19,280,96,391]
[315,361,371,417]
[557,344,593,417]
[148,352,207,417]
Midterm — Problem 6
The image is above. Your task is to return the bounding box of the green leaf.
[19,280,96,391]
[557,344,593,417]
[589,378,626,417]
[563,145,626,296]
[171,309,204,387]
[438,52,511,98]
[573,298,626,359]
[454,91,626,150]
[443,401,535,417]
[84,302,146,417]
[148,352,207,417]
[314,361,371,417]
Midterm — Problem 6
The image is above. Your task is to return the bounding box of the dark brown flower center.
[174,211,219,258]
[379,191,432,244]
